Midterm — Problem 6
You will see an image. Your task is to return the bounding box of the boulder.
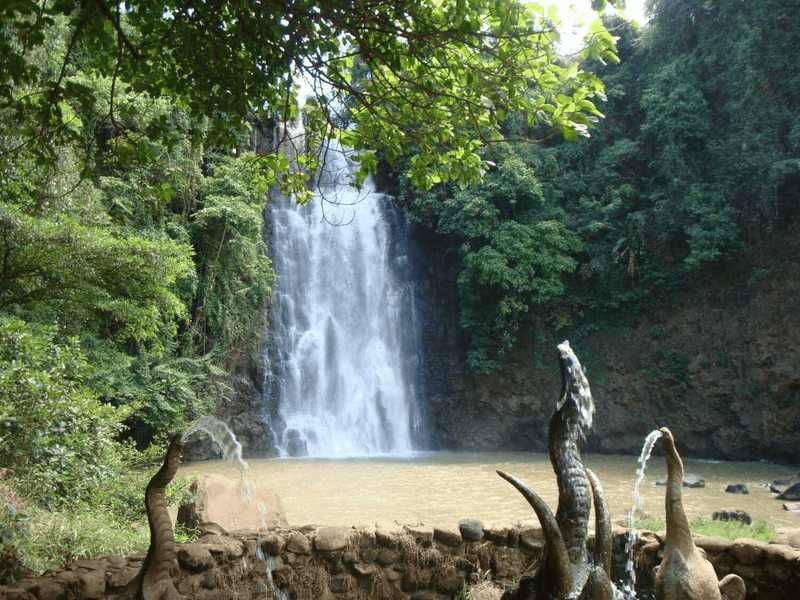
[771,529,800,549]
[655,473,705,488]
[177,543,215,572]
[770,472,800,495]
[285,428,308,457]
[712,509,751,525]
[315,526,353,552]
[177,473,288,532]
[725,484,749,494]
[777,481,800,501]
[433,524,462,547]
[458,519,484,542]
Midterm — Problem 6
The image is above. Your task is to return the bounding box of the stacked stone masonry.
[2,521,800,600]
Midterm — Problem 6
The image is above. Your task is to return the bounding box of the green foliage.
[0,498,150,577]
[689,516,775,543]
[0,0,621,198]
[190,156,276,363]
[0,317,133,507]
[626,514,775,543]
[0,204,193,349]
[404,145,582,372]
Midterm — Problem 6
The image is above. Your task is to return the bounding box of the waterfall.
[263,134,422,457]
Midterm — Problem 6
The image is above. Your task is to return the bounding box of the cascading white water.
[265,138,421,457]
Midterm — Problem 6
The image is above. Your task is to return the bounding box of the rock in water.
[655,474,706,488]
[177,473,288,532]
[777,482,800,501]
[712,509,751,525]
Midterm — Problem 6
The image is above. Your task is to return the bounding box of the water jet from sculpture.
[497,341,613,600]
[497,342,749,600]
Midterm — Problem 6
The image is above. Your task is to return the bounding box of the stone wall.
[3,521,800,600]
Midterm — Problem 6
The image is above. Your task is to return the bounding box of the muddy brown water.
[178,451,800,530]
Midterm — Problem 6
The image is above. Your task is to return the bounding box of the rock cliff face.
[213,213,799,464]
[413,219,800,463]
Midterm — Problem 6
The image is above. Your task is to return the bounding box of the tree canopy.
[399,0,800,371]
[2,0,621,195]
[0,0,623,503]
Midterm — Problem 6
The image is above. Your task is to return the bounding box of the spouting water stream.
[182,417,289,599]
[619,429,663,598]
[264,142,422,457]
[181,416,252,503]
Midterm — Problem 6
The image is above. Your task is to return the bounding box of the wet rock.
[200,568,217,589]
[30,580,64,600]
[763,543,800,562]
[286,429,308,457]
[100,554,127,568]
[78,570,106,599]
[712,509,752,525]
[198,534,245,559]
[458,519,484,542]
[362,547,378,563]
[376,548,399,566]
[353,562,377,577]
[770,473,800,494]
[777,481,800,501]
[375,524,404,547]
[67,559,106,571]
[725,484,749,494]
[655,474,705,487]
[107,566,139,589]
[406,524,434,545]
[729,539,768,565]
[261,533,285,555]
[197,522,227,536]
[483,521,514,545]
[695,535,734,554]
[285,532,312,555]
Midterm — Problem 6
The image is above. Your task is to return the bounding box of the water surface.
[178,451,799,529]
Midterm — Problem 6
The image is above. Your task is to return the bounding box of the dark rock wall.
[414,219,800,463]
[209,203,799,464]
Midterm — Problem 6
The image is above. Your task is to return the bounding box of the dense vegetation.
[1,0,796,579]
[397,0,800,372]
[0,0,622,578]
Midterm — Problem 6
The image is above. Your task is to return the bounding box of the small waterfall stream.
[264,137,422,457]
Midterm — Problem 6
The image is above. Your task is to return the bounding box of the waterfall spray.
[264,141,422,457]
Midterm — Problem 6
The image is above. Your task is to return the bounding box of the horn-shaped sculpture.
[655,427,745,600]
[498,341,613,600]
[123,434,185,600]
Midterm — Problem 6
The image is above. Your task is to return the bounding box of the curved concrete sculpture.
[498,341,612,600]
[655,427,746,600]
[124,434,185,600]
